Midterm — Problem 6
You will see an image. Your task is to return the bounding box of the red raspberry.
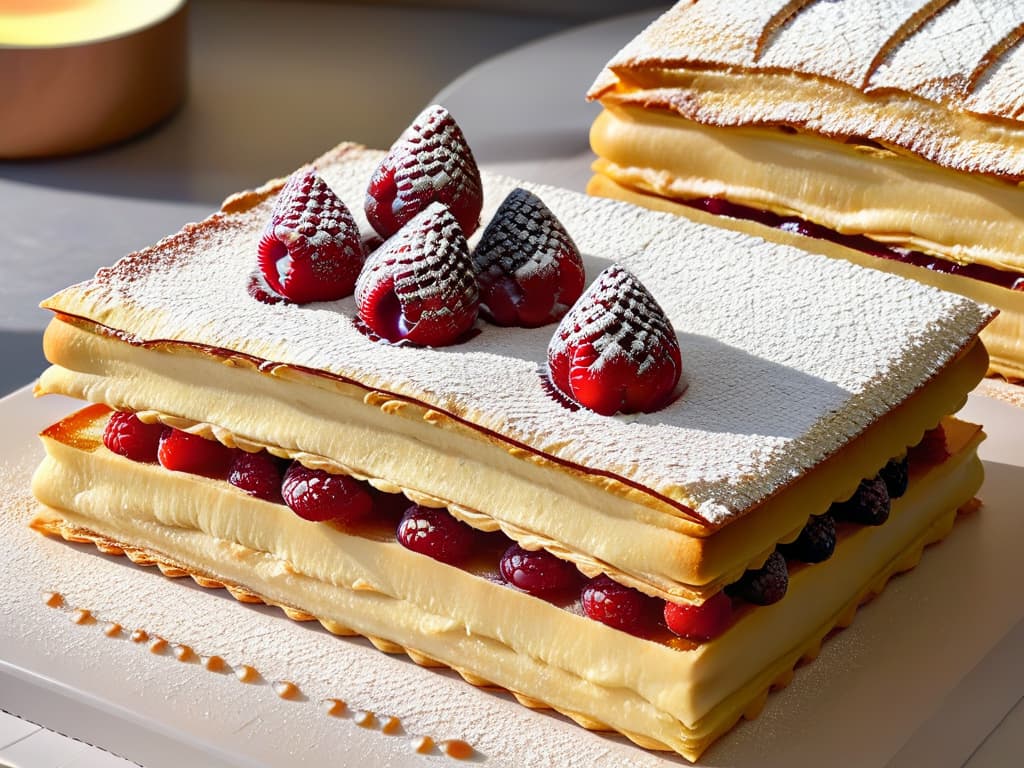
[365,104,483,239]
[472,188,585,328]
[664,592,733,642]
[280,462,373,524]
[157,428,233,478]
[257,168,365,304]
[102,411,164,463]
[499,544,581,596]
[581,575,663,636]
[355,202,479,347]
[396,505,476,564]
[547,265,682,415]
[228,450,285,503]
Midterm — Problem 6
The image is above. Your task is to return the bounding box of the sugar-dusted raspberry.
[499,544,581,596]
[879,456,909,499]
[779,513,836,563]
[831,476,890,526]
[726,551,788,606]
[355,202,478,347]
[366,105,483,239]
[228,450,285,503]
[547,265,682,415]
[396,505,476,564]
[103,411,164,463]
[472,188,585,328]
[281,462,373,524]
[257,168,365,304]
[581,575,663,636]
[157,428,233,478]
[664,591,733,642]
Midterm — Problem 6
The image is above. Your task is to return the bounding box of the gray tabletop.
[0,0,636,396]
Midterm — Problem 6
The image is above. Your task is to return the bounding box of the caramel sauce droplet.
[130,629,149,643]
[235,664,260,683]
[149,637,168,654]
[173,644,194,662]
[103,622,122,637]
[203,655,226,672]
[353,710,376,728]
[443,740,474,760]
[321,698,347,717]
[412,735,435,754]
[71,608,93,625]
[43,591,63,608]
[273,680,300,700]
[381,716,402,735]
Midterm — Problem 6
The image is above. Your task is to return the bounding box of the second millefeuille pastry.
[588,0,1024,381]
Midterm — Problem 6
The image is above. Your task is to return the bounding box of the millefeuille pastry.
[587,0,1024,382]
[29,105,995,761]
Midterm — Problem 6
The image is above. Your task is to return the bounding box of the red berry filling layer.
[686,197,1024,292]
[103,413,930,644]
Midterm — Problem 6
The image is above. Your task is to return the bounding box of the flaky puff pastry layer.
[30,404,985,762]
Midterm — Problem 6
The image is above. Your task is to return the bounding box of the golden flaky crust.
[29,498,977,761]
[591,0,1024,179]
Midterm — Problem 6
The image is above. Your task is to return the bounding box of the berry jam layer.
[31,405,984,761]
[35,317,989,602]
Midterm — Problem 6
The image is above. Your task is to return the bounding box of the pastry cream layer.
[35,317,988,601]
[586,172,1024,384]
[590,105,1024,274]
[30,407,984,761]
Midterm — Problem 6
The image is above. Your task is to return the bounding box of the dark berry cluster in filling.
[101,410,934,645]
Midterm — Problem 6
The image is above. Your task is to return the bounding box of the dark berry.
[581,575,662,636]
[396,505,476,564]
[779,514,836,563]
[228,451,285,502]
[831,476,890,526]
[879,457,909,499]
[726,551,788,606]
[158,428,233,478]
[664,591,733,642]
[102,411,164,463]
[281,462,373,524]
[499,544,581,596]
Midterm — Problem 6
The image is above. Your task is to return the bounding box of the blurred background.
[0,0,663,395]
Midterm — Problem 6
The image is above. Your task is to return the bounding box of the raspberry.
[879,456,909,499]
[102,411,164,463]
[726,551,788,606]
[396,505,476,564]
[831,476,890,526]
[547,265,682,415]
[581,575,663,636]
[472,188,585,328]
[257,168,365,303]
[228,450,285,502]
[664,591,733,642]
[499,544,581,596]
[365,104,483,239]
[281,463,373,524]
[779,513,836,563]
[355,202,478,347]
[157,428,233,478]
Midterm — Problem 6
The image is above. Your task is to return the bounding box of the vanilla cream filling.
[35,318,988,599]
[586,171,1024,383]
[30,411,984,761]
[590,105,1024,274]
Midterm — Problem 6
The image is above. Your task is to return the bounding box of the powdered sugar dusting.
[42,144,992,524]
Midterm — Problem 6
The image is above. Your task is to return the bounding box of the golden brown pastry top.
[590,0,1024,179]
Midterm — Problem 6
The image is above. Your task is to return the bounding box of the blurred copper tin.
[0,0,188,158]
